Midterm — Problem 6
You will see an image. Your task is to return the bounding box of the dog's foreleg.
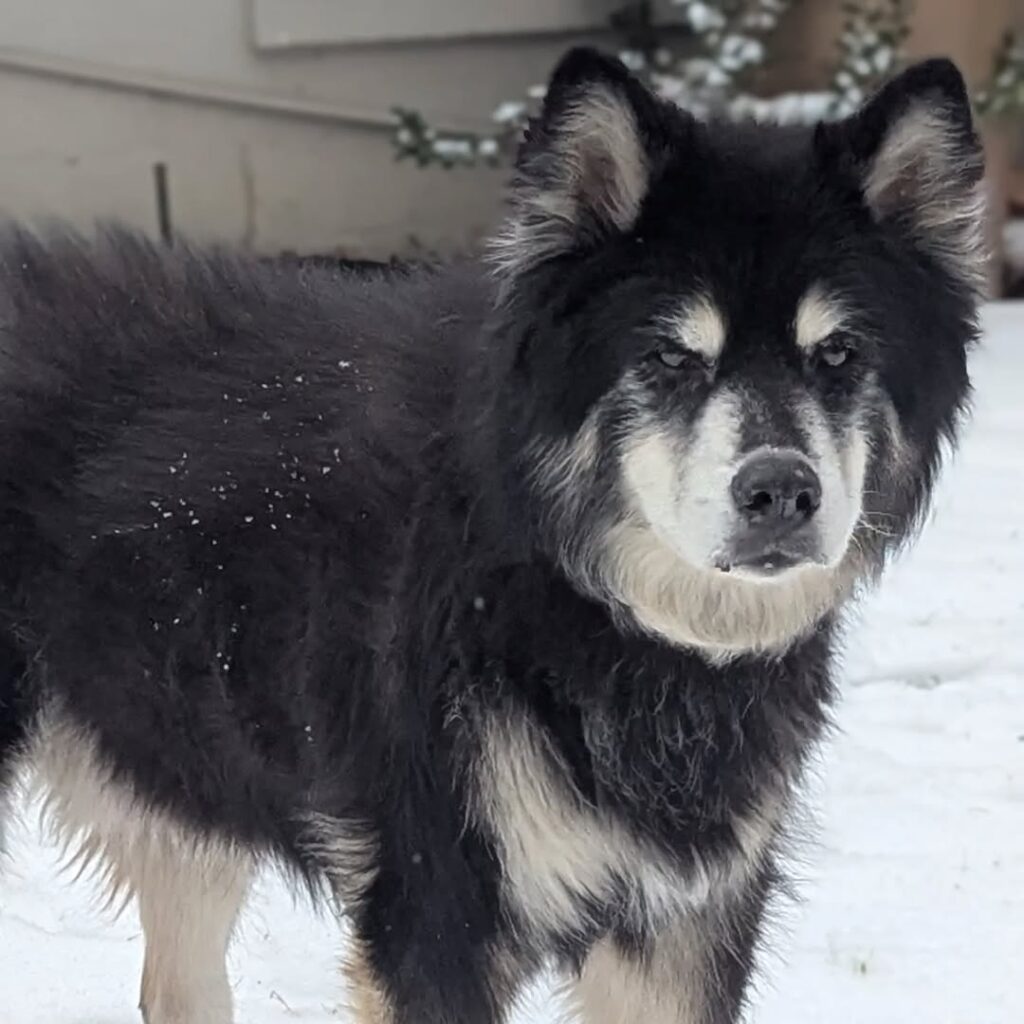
[30,714,253,1024]
[565,875,770,1024]
[136,838,252,1024]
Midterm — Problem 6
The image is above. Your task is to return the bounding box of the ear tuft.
[545,46,638,98]
[826,59,988,294]
[489,48,665,279]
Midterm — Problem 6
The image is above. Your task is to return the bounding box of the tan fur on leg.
[566,922,709,1024]
[136,845,251,1024]
[343,939,395,1024]
[28,710,252,1024]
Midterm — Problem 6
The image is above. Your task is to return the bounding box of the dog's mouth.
[717,550,803,576]
[712,517,831,579]
[714,537,828,579]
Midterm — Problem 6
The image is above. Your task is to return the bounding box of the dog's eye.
[647,336,713,376]
[817,336,855,369]
[657,347,688,369]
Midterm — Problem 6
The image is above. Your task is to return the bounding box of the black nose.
[731,452,821,525]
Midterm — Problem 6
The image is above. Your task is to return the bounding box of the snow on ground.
[1,306,1022,1023]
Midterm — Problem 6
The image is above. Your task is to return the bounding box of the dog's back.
[0,226,497,1020]
[0,225,485,840]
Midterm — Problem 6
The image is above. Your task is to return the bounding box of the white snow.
[681,1,728,34]
[720,34,765,69]
[491,101,528,125]
[2,305,1022,1021]
[430,138,475,160]
[730,91,835,124]
[1004,218,1024,273]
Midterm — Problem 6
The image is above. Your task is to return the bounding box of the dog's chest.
[473,707,782,942]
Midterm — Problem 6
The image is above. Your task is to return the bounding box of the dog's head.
[487,49,983,659]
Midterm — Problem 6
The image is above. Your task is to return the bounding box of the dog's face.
[489,50,983,658]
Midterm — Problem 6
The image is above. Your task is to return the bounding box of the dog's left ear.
[819,59,987,292]
[491,47,671,278]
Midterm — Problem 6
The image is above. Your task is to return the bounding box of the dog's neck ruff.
[591,518,858,661]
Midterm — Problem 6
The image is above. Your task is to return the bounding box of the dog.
[0,48,983,1024]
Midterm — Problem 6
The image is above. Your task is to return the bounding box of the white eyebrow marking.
[656,295,727,361]
[794,284,848,351]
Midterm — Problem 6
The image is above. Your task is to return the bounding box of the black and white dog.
[0,49,983,1023]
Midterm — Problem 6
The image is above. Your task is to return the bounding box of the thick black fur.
[0,50,980,1023]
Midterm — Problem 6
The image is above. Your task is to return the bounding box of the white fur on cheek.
[620,428,680,547]
[796,399,867,566]
[621,388,742,570]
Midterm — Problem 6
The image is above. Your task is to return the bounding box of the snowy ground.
[1,305,1022,1023]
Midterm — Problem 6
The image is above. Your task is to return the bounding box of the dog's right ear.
[817,59,987,294]
[490,48,669,279]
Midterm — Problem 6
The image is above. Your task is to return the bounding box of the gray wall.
[0,0,619,256]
